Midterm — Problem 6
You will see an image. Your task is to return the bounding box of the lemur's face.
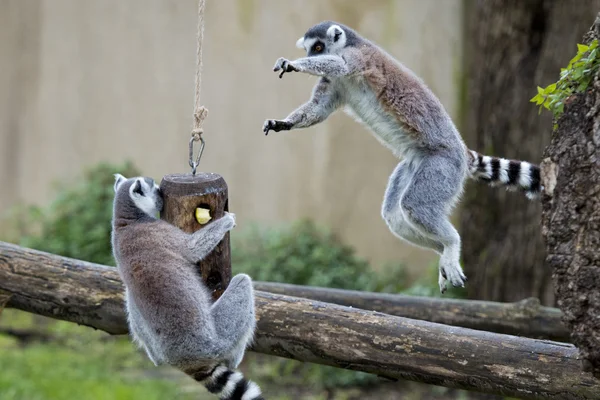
[114,174,164,216]
[296,22,347,57]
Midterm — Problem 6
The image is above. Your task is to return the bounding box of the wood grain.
[160,172,231,300]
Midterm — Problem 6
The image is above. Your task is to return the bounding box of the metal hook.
[189,134,205,175]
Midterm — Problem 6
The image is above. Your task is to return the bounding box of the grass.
[0,310,200,400]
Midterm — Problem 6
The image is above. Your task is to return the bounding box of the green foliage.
[232,219,408,293]
[232,218,464,299]
[531,39,600,121]
[15,161,140,266]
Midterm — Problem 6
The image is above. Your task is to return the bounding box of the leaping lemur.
[111,174,264,400]
[262,21,541,293]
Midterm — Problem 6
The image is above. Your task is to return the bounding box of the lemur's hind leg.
[382,160,445,255]
[399,154,467,293]
[209,274,256,367]
[165,275,255,368]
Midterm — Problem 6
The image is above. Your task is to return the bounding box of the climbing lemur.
[111,174,264,400]
[263,21,541,293]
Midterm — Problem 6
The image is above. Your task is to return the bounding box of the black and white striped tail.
[188,365,264,400]
[467,150,542,199]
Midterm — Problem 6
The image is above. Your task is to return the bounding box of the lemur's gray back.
[111,174,263,400]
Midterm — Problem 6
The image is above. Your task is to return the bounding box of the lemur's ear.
[296,36,305,49]
[327,25,343,42]
[114,174,126,192]
[131,179,144,197]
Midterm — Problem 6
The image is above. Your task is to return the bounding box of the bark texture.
[461,0,600,304]
[1,241,600,398]
[160,172,231,300]
[255,281,569,341]
[541,15,600,379]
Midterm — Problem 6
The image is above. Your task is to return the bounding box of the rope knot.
[192,106,209,141]
[194,106,209,126]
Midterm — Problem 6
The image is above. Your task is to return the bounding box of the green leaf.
[530,93,544,104]
[532,40,600,118]
[568,52,584,68]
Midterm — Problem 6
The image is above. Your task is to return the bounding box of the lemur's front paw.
[438,263,467,294]
[223,212,236,230]
[273,57,298,78]
[263,119,292,135]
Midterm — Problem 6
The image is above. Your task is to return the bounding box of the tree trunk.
[541,14,600,379]
[460,0,600,305]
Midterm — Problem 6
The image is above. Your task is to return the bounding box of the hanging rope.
[189,0,208,175]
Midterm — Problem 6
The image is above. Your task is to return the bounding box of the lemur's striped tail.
[467,150,542,199]
[187,365,264,400]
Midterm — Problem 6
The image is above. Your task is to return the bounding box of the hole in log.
[207,271,222,289]
[197,203,212,214]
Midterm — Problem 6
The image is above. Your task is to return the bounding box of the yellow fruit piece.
[195,207,212,224]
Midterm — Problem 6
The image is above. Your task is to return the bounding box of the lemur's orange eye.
[314,45,323,52]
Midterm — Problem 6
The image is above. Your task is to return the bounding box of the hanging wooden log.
[1,241,599,399]
[159,172,231,300]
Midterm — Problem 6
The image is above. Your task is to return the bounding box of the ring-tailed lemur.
[262,21,541,293]
[111,174,264,400]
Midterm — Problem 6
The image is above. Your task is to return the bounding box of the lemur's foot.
[273,57,299,78]
[263,119,292,135]
[438,263,467,294]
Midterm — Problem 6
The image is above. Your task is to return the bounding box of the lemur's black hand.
[273,57,299,79]
[263,119,293,135]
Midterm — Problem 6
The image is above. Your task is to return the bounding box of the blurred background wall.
[0,0,463,277]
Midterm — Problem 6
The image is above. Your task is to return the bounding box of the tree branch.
[0,241,598,399]
[254,282,569,342]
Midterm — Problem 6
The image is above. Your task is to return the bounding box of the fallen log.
[0,241,598,399]
[254,282,569,342]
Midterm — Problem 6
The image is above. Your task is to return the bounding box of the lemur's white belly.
[340,79,418,160]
